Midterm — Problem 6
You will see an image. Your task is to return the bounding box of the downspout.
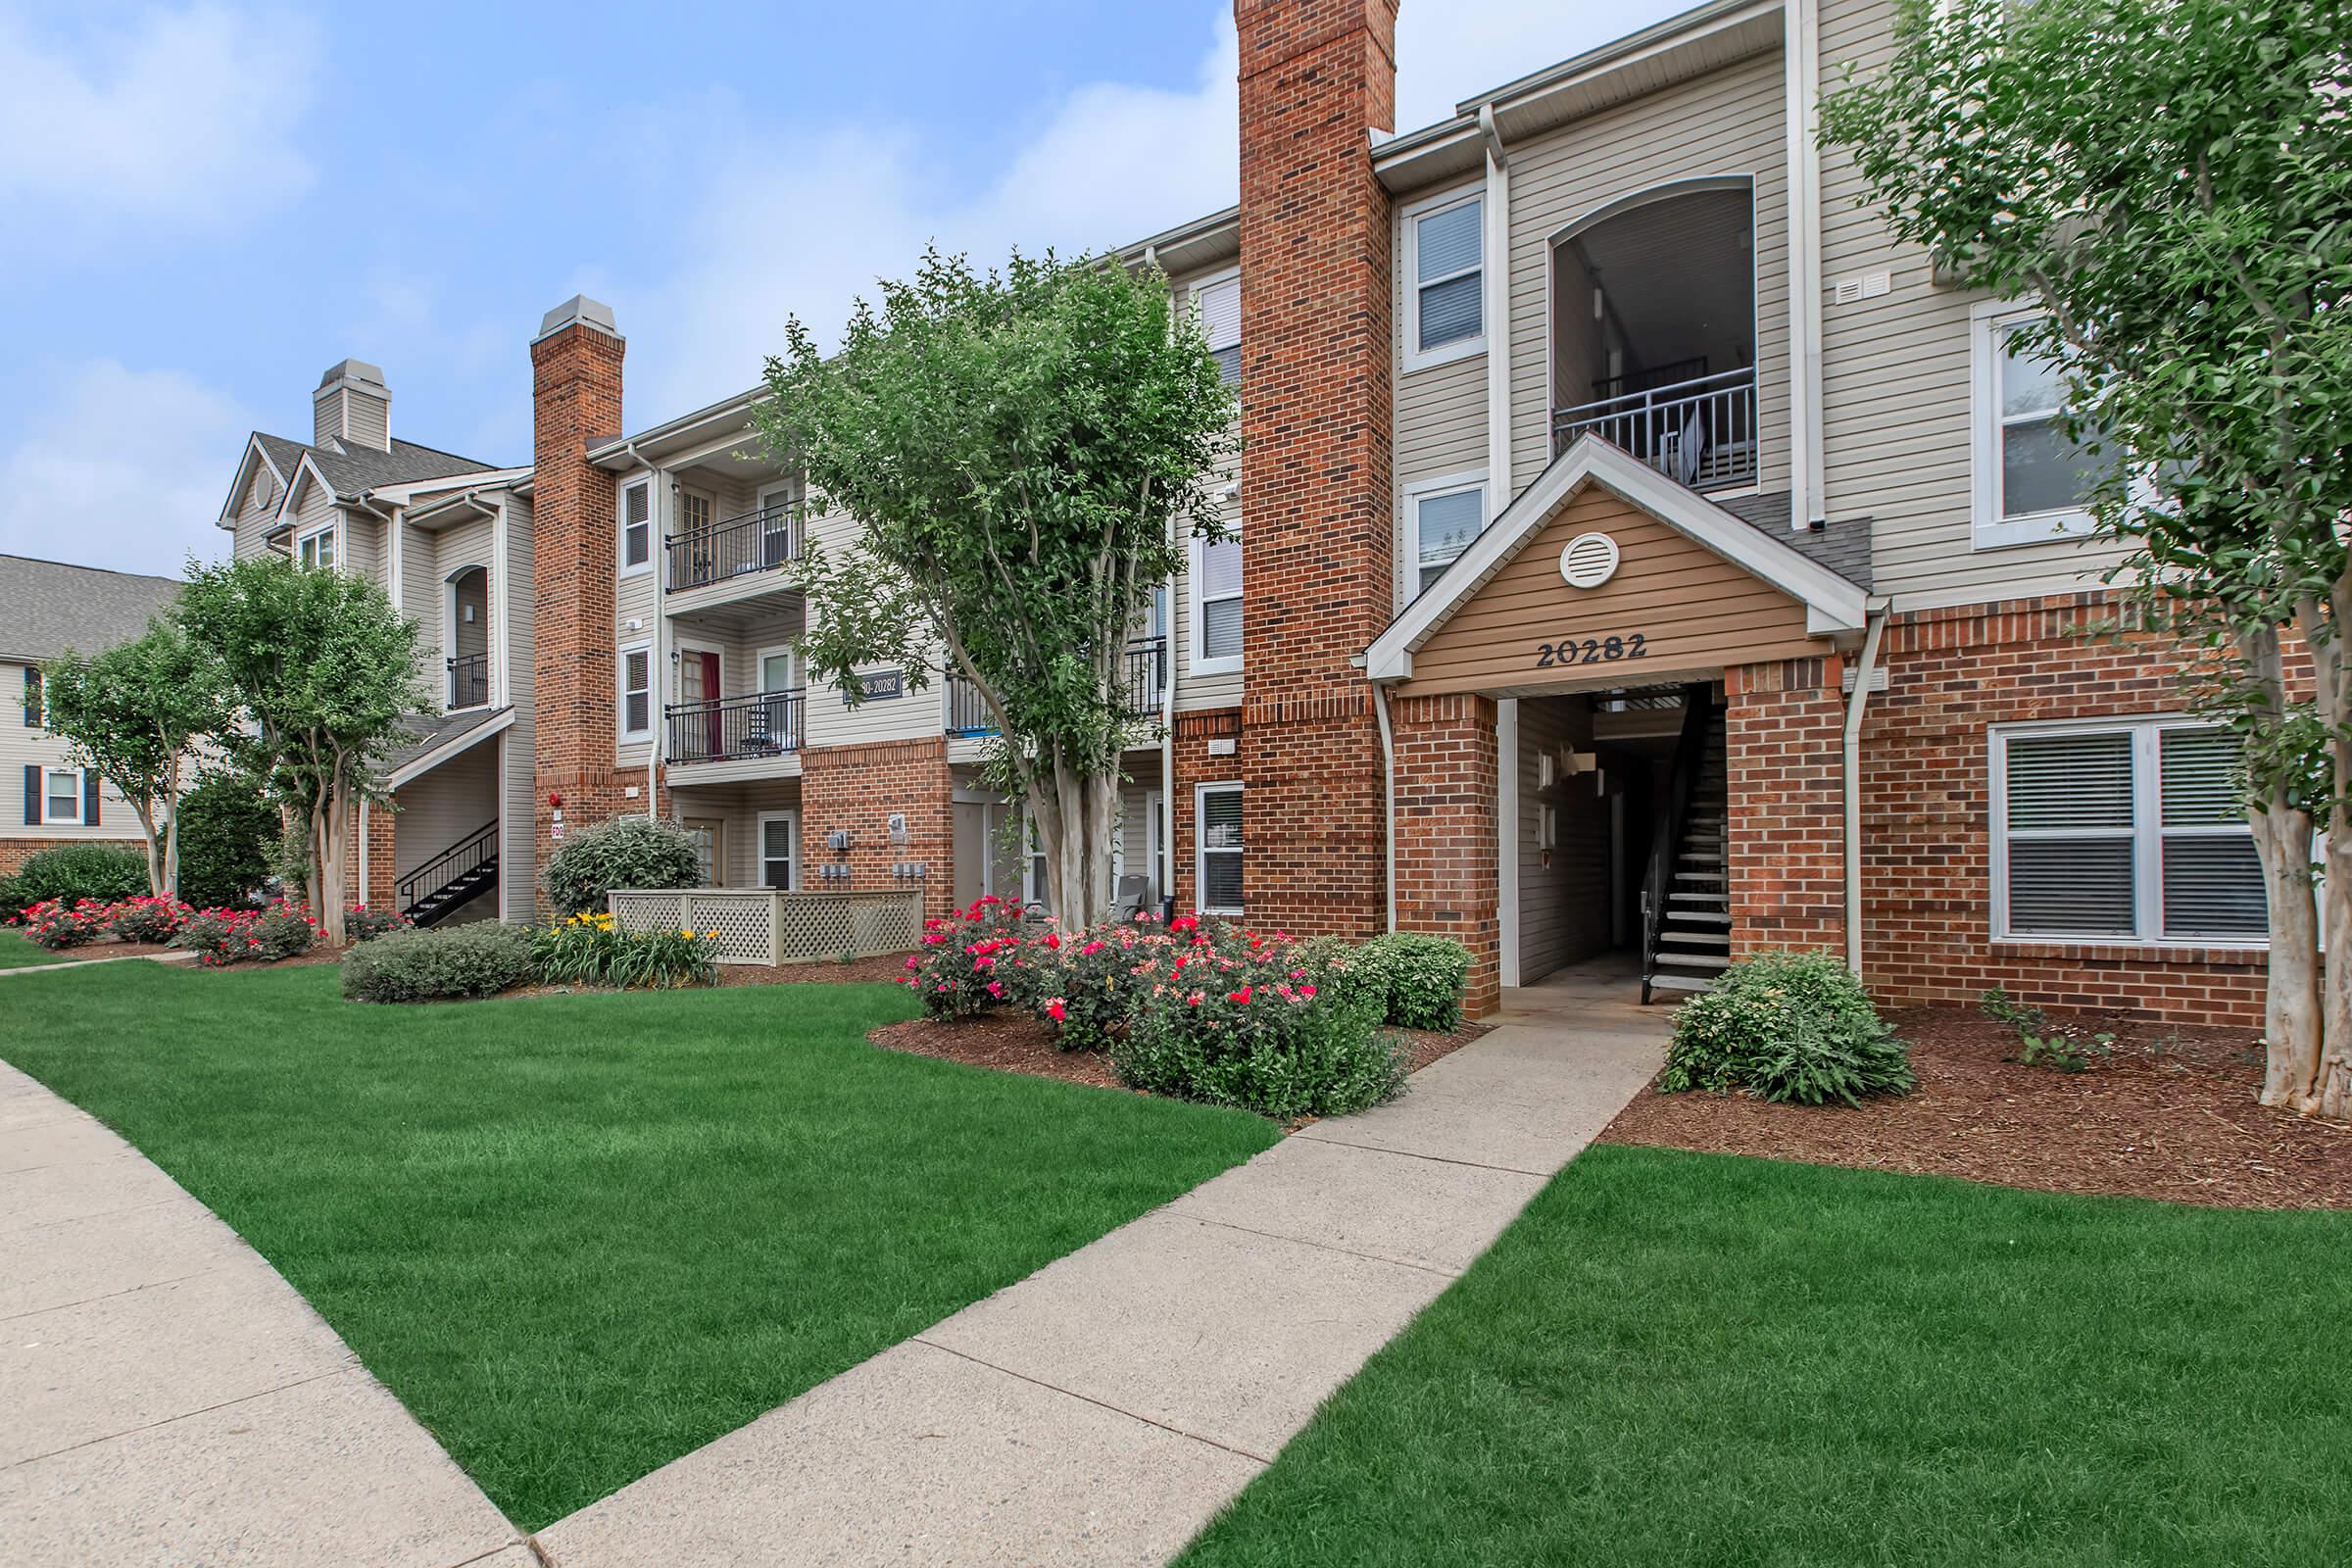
[1784,0,1826,528]
[1161,496,1180,913]
[1374,681,1397,932]
[1478,105,1512,506]
[1841,606,1888,976]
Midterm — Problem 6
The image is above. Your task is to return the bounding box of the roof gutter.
[1840,605,1888,977]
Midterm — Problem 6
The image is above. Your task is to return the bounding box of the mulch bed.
[39,940,186,962]
[1601,1005,2352,1209]
[867,1010,1494,1098]
[715,954,913,986]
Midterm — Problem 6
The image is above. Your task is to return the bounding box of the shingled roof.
[0,555,183,663]
[254,431,496,503]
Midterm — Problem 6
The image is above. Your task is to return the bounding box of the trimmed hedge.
[1353,932,1474,1032]
[343,922,537,1004]
[543,816,705,914]
[15,844,148,907]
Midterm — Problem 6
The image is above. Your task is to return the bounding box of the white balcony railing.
[1551,367,1757,492]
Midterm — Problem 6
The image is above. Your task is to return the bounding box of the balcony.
[666,689,805,764]
[447,652,489,710]
[1551,367,1757,493]
[944,636,1168,738]
[666,501,806,593]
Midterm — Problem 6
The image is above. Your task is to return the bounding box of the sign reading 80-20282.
[1535,632,1648,669]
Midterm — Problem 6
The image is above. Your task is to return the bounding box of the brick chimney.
[529,294,627,896]
[1233,0,1399,937]
[314,359,391,452]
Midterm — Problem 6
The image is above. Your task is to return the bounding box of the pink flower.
[904,956,921,969]
[1046,997,1066,1022]
[1080,941,1104,956]
[1228,985,1253,1004]
[1298,983,1317,999]
[1186,990,1206,1007]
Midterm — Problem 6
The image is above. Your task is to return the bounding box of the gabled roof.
[220,429,502,532]
[0,554,183,664]
[1364,436,1870,682]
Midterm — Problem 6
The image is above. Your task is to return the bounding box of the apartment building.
[1,556,183,872]
[215,0,2269,1023]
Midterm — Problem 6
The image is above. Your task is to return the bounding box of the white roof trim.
[265,454,336,535]
[368,466,530,506]
[387,708,514,790]
[1364,435,1867,681]
[216,436,290,530]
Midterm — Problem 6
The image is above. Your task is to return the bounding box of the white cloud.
[0,361,254,574]
[0,3,321,233]
[620,1,1690,418]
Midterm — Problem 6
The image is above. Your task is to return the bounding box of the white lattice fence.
[609,888,922,966]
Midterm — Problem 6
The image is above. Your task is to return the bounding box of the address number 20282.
[1535,632,1647,668]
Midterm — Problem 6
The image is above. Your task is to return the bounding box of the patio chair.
[1108,874,1152,922]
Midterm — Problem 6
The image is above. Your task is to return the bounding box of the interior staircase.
[397,820,500,928]
[1647,712,1728,998]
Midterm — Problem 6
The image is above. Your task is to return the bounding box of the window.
[759,811,797,890]
[43,766,83,825]
[757,482,800,566]
[1025,815,1052,915]
[1992,718,2268,945]
[1405,188,1483,368]
[618,643,652,740]
[1972,305,2104,547]
[1194,271,1241,386]
[1192,526,1243,674]
[1408,473,1488,597]
[297,525,335,571]
[619,480,652,574]
[1197,784,1244,915]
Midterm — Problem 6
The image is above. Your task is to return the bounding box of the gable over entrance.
[1366,438,1869,696]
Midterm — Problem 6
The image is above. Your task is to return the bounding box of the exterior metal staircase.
[1642,694,1729,1002]
[397,820,499,928]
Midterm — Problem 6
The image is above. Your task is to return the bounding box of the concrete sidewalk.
[0,1059,525,1568]
[534,965,1667,1568]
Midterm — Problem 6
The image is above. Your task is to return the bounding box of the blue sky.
[0,0,1688,573]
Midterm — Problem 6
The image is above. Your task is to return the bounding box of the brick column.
[1231,0,1399,939]
[528,297,628,917]
[1725,654,1845,956]
[799,737,956,920]
[342,805,396,915]
[1392,693,1500,1014]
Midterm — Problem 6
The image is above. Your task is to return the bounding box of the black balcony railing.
[1551,367,1758,492]
[666,689,805,764]
[447,653,489,710]
[666,501,806,591]
[944,636,1167,738]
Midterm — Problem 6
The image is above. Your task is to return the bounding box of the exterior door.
[683,816,724,887]
[953,802,986,907]
[759,648,799,749]
[679,490,715,582]
[676,648,722,759]
[758,812,796,889]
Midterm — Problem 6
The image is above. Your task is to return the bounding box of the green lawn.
[0,961,1279,1530]
[0,929,73,967]
[1182,1146,2352,1568]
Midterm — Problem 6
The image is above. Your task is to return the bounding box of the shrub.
[21,899,112,950]
[106,896,192,945]
[1109,918,1406,1118]
[530,911,717,990]
[15,844,148,907]
[173,771,279,910]
[347,906,413,943]
[343,922,538,1003]
[906,896,1040,1019]
[1983,986,2112,1073]
[0,875,25,926]
[1353,932,1474,1031]
[1660,949,1912,1106]
[543,815,705,914]
[170,899,318,967]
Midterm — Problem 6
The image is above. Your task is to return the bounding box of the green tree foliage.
[176,556,424,945]
[758,247,1237,926]
[174,770,281,910]
[1820,0,2352,1116]
[40,618,227,896]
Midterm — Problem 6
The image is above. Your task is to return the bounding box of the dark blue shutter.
[22,764,36,825]
[21,666,37,727]
[83,771,99,826]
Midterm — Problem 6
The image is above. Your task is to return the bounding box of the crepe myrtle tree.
[40,619,229,898]
[1822,0,2352,1116]
[758,246,1238,927]
[176,555,426,946]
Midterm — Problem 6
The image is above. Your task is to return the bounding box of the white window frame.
[756,809,799,891]
[617,477,654,578]
[296,522,337,571]
[1188,523,1243,677]
[1971,300,2095,550]
[754,642,799,693]
[1195,781,1244,917]
[1401,184,1485,372]
[617,640,654,743]
[1404,468,1489,601]
[1987,713,2267,950]
[40,765,85,826]
[1190,267,1242,385]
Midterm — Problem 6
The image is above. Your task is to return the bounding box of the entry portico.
[1367,436,1876,1007]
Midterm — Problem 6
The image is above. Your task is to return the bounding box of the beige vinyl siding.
[345,395,390,454]
[0,665,141,845]
[1502,47,1790,505]
[1391,180,1492,612]
[1516,697,1611,982]
[343,511,383,591]
[288,474,335,558]
[400,514,440,692]
[795,497,942,750]
[1818,0,2125,601]
[231,459,283,562]
[391,739,498,879]
[1169,260,1244,711]
[666,777,802,887]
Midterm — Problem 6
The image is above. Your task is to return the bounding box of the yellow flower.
[680,928,694,938]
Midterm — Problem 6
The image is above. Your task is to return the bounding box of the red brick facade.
[0,838,146,876]
[1169,708,1243,916]
[528,311,630,917]
[1391,693,1500,1014]
[1725,655,1847,956]
[1223,0,1398,942]
[341,805,396,913]
[798,737,956,921]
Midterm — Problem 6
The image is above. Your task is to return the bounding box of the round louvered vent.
[1558,531,1621,589]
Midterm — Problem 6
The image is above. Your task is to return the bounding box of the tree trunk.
[2252,800,2322,1108]
[317,791,350,947]
[1030,757,1118,931]
[130,799,166,899]
[2309,592,2352,1121]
